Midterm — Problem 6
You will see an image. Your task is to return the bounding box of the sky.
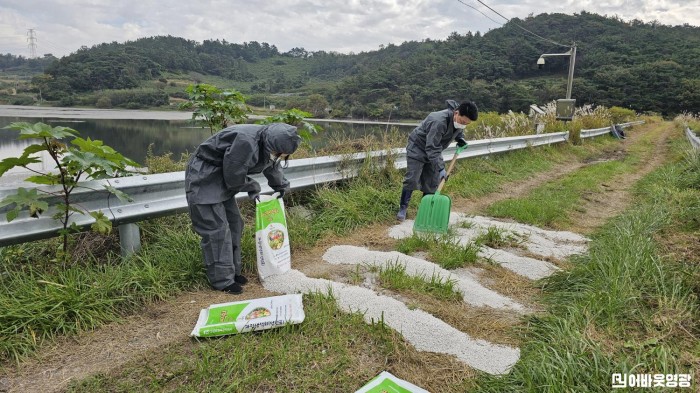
[1,0,698,58]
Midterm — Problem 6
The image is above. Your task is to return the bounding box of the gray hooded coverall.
[403,99,465,193]
[185,123,301,290]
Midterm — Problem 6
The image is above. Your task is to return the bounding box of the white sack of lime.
[255,194,292,281]
[190,294,305,337]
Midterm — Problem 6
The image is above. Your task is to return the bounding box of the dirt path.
[451,160,586,214]
[452,121,664,219]
[0,122,673,392]
[567,122,673,234]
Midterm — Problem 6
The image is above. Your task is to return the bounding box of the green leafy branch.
[256,108,321,144]
[0,122,139,258]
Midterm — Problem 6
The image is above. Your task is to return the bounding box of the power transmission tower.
[27,29,37,59]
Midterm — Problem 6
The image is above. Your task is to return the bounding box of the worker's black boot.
[396,189,413,222]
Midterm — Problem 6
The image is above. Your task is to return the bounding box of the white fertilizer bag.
[255,194,292,281]
[354,371,430,393]
[190,294,305,337]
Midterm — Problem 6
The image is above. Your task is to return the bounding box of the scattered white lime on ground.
[322,245,525,311]
[261,269,520,375]
[261,212,590,375]
[389,213,588,277]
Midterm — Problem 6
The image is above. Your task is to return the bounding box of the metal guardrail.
[0,122,643,255]
[580,121,645,139]
[686,127,700,149]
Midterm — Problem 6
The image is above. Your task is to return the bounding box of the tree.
[179,84,250,134]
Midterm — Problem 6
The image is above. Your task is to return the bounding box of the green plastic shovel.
[413,145,467,234]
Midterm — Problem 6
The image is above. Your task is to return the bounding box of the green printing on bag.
[205,303,249,325]
[199,323,239,337]
[364,377,414,393]
[255,198,287,231]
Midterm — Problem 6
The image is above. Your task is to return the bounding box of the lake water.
[0,116,417,167]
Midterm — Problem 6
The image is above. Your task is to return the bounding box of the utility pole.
[537,43,577,121]
[27,29,37,59]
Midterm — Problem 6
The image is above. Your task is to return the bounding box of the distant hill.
[2,11,698,117]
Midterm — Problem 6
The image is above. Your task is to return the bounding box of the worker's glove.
[439,168,448,182]
[456,137,468,148]
[248,191,260,202]
[276,189,286,199]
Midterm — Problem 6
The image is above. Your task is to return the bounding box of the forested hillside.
[2,12,698,117]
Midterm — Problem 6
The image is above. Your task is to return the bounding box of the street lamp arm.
[537,45,577,99]
[539,52,572,58]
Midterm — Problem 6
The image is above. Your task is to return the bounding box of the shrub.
[98,88,169,109]
[10,95,35,106]
[95,96,112,108]
[609,106,637,124]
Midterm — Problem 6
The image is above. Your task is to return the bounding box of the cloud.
[1,0,697,58]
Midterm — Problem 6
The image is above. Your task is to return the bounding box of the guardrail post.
[119,223,141,257]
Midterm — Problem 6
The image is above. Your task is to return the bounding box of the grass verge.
[0,214,206,364]
[485,125,658,227]
[66,292,476,392]
[473,136,700,392]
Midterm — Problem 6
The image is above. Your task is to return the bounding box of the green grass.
[66,292,427,393]
[377,261,462,301]
[397,233,479,269]
[486,159,626,227]
[0,216,206,363]
[473,137,700,392]
[473,226,521,248]
[485,127,658,227]
[443,137,616,199]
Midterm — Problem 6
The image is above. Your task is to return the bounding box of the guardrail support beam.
[119,223,141,257]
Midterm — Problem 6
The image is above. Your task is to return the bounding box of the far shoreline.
[0,105,195,120]
[0,105,419,126]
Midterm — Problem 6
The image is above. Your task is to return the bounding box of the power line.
[462,0,571,48]
[474,0,510,22]
[455,0,503,26]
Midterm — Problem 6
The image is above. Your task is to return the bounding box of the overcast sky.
[1,0,698,58]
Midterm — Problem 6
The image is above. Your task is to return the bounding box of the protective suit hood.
[445,100,459,111]
[263,123,301,155]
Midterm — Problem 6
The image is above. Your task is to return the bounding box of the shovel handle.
[436,145,466,193]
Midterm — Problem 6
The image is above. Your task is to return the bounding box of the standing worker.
[396,100,478,221]
[185,123,301,294]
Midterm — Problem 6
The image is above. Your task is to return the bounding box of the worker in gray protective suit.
[185,123,301,294]
[396,100,478,221]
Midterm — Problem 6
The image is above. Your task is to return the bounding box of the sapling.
[0,122,139,259]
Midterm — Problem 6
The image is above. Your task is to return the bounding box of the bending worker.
[396,100,478,221]
[185,123,301,294]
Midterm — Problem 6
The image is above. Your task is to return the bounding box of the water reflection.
[0,117,211,165]
[0,117,415,166]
